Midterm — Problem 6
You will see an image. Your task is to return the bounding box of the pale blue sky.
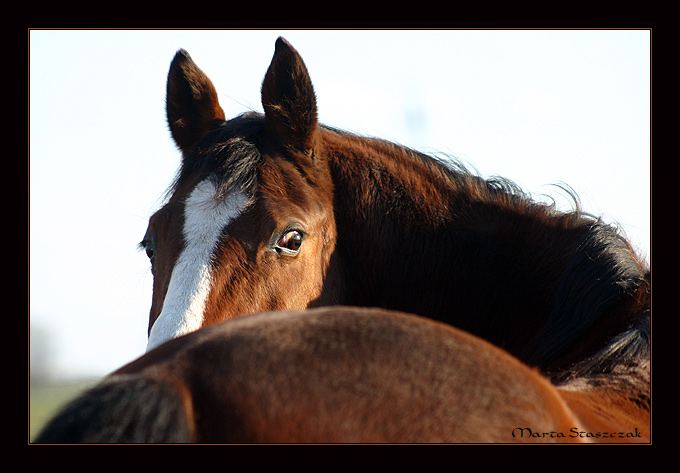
[29,29,651,379]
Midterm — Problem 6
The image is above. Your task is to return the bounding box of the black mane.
[169,112,266,203]
[523,220,650,377]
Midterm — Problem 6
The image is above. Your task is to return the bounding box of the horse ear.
[261,37,319,152]
[166,49,225,153]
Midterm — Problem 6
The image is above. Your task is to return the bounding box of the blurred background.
[29,29,650,436]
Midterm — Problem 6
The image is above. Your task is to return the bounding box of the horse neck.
[323,131,579,355]
[322,131,650,375]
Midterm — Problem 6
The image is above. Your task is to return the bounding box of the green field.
[29,378,100,443]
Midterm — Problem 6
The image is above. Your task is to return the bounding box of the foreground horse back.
[35,307,646,443]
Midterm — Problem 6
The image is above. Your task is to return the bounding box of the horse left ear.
[261,37,319,153]
[166,49,225,153]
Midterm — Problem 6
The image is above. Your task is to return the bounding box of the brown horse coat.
[37,307,647,443]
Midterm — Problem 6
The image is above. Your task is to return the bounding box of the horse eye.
[143,240,156,262]
[145,244,155,260]
[276,230,303,255]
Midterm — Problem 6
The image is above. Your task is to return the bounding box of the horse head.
[143,39,339,350]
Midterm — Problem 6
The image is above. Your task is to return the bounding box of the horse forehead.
[186,179,237,216]
[181,179,251,238]
[145,178,250,351]
[261,161,332,216]
[150,177,251,251]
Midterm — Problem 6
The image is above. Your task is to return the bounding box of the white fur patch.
[146,179,249,351]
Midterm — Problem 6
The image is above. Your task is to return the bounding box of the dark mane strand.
[334,128,590,225]
[522,221,649,370]
[556,271,650,387]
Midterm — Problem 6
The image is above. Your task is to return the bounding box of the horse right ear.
[261,37,319,153]
[166,49,225,153]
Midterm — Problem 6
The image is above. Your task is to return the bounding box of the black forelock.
[168,112,266,202]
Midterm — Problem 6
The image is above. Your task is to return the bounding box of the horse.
[34,37,650,443]
[34,306,647,443]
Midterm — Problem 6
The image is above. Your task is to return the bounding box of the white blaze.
[146,179,249,351]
